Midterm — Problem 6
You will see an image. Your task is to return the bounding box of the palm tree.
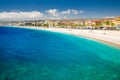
[111,22,115,27]
[104,21,110,29]
[104,21,110,27]
[95,23,103,29]
[91,24,95,29]
[110,22,115,30]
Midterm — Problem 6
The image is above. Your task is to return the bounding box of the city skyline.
[0,0,120,20]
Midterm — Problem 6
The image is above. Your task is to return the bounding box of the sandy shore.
[9,26,120,48]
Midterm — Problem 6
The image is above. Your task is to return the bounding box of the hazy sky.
[0,0,120,20]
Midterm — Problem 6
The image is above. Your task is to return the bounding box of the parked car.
[116,26,120,30]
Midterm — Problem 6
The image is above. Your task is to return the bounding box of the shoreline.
[43,28,120,48]
[2,26,120,48]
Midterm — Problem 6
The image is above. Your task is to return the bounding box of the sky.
[0,0,120,20]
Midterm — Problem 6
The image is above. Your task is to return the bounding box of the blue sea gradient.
[0,26,120,80]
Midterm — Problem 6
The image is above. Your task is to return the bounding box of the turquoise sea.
[0,26,120,80]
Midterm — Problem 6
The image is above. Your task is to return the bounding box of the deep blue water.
[0,26,120,80]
